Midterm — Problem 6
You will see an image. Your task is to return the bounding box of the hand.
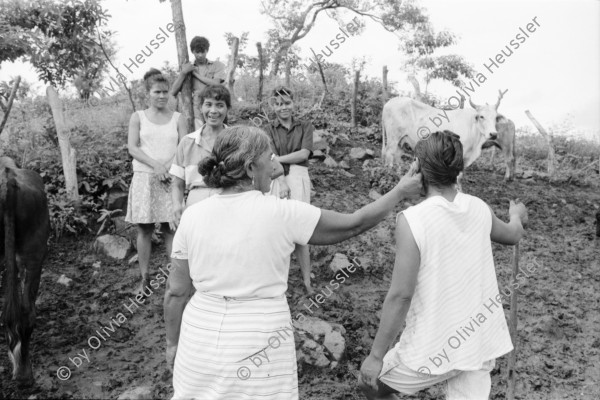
[153,164,170,182]
[359,354,384,391]
[170,206,183,231]
[509,200,528,226]
[279,179,291,199]
[166,343,178,372]
[396,161,423,200]
[181,62,194,74]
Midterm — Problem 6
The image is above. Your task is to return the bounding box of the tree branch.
[0,76,21,136]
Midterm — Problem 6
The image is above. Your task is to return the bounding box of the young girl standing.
[125,68,187,293]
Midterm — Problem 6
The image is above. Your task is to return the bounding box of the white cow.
[381,90,508,171]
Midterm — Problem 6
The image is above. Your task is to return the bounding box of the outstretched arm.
[308,163,423,245]
[360,214,420,390]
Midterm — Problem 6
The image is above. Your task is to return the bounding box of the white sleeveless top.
[132,110,180,173]
[395,192,513,374]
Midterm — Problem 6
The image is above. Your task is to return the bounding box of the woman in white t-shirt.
[359,130,528,400]
[163,126,423,400]
[125,69,187,294]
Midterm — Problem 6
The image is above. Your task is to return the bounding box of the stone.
[117,386,153,400]
[369,190,382,200]
[113,216,136,242]
[349,147,367,160]
[323,156,338,168]
[57,274,73,287]
[94,235,132,260]
[329,253,351,274]
[293,316,346,367]
[340,170,355,178]
[313,129,329,151]
[106,189,128,214]
[522,170,534,179]
[365,149,375,157]
[339,160,350,170]
[312,149,326,161]
[128,254,139,265]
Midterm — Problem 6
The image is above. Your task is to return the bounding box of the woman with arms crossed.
[359,130,528,400]
[163,126,422,400]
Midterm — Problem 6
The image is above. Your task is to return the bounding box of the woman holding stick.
[359,130,528,399]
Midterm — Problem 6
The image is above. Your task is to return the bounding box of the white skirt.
[172,292,298,400]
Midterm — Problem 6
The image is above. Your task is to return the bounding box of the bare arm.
[170,64,194,97]
[271,157,284,179]
[177,112,188,140]
[164,258,193,369]
[489,200,527,245]
[127,112,168,180]
[191,70,223,86]
[276,149,311,164]
[170,176,185,229]
[308,163,422,245]
[360,214,420,389]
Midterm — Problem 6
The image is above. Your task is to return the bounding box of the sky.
[1,0,598,139]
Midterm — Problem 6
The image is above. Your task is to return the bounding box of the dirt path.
[1,151,599,399]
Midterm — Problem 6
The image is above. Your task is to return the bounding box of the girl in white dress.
[125,68,187,293]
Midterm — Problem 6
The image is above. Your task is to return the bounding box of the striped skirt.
[172,292,298,400]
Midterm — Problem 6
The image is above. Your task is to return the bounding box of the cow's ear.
[496,114,507,124]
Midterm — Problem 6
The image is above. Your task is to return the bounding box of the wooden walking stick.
[506,243,520,400]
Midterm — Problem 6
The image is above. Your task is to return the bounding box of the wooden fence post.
[525,110,556,175]
[352,70,360,127]
[226,36,240,101]
[46,86,79,203]
[257,42,264,103]
[382,66,388,104]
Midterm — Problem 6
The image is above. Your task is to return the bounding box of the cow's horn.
[495,89,508,110]
[469,97,479,109]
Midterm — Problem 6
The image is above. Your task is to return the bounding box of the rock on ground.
[329,253,351,274]
[294,316,346,368]
[117,386,153,400]
[94,234,132,260]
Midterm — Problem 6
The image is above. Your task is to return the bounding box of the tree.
[0,0,111,202]
[261,0,428,77]
[401,22,474,102]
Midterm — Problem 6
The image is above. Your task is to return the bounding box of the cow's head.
[468,89,508,141]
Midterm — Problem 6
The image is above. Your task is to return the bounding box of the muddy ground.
[1,134,599,399]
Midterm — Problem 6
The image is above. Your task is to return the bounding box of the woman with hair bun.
[125,68,187,294]
[359,130,528,399]
[164,125,424,400]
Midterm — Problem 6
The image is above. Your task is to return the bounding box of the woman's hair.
[271,85,293,100]
[143,68,169,91]
[199,85,232,109]
[199,126,271,189]
[414,130,464,189]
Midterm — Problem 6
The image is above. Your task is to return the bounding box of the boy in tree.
[171,36,226,129]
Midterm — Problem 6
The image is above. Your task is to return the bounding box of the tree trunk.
[270,41,291,78]
[46,86,79,203]
[170,0,194,132]
[284,58,291,87]
[226,36,240,100]
[0,76,21,136]
[257,42,264,103]
[407,74,421,101]
[310,47,328,94]
[352,70,360,128]
[382,66,388,104]
[525,110,556,175]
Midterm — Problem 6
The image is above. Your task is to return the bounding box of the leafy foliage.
[0,0,110,87]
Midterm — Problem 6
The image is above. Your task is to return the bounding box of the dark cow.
[0,156,49,384]
[482,114,516,181]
